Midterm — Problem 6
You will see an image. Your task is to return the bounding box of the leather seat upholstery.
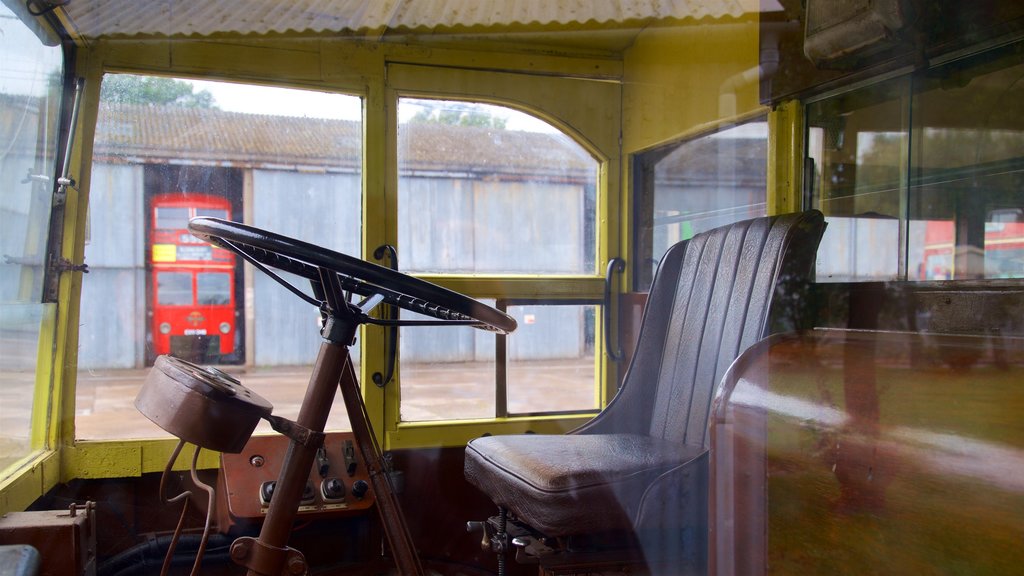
[465,211,826,538]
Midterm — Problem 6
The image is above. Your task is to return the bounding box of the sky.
[188,78,556,132]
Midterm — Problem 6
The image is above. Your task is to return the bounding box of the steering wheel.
[188,217,516,334]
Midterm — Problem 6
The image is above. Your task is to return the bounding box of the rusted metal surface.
[0,503,97,576]
[134,355,273,453]
[217,432,376,526]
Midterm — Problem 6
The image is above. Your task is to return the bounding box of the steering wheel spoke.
[189,217,516,334]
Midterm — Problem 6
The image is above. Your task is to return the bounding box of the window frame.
[0,3,73,512]
[382,63,623,448]
[803,40,1024,284]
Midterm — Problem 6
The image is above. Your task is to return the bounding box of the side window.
[396,98,600,421]
[806,41,1024,282]
[0,3,64,473]
[77,75,362,440]
[633,119,769,290]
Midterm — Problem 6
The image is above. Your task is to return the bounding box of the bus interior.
[1,1,1022,575]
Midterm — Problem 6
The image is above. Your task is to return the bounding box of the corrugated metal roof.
[60,0,759,40]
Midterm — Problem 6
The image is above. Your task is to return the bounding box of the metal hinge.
[53,257,89,274]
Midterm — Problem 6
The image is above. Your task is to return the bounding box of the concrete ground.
[73,358,597,440]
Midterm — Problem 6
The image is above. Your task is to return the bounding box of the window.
[76,75,361,439]
[633,119,768,290]
[396,98,601,421]
[197,273,231,305]
[807,41,1024,282]
[155,207,190,230]
[0,3,63,474]
[156,272,193,306]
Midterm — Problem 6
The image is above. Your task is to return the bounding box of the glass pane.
[908,46,1024,281]
[197,272,231,305]
[195,207,228,220]
[156,272,193,306]
[807,77,908,282]
[77,76,362,439]
[155,207,189,230]
[634,120,768,290]
[400,301,496,422]
[1,2,63,472]
[809,42,1024,283]
[507,304,597,415]
[397,98,598,274]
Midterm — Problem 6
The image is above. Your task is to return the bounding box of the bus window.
[633,118,768,290]
[807,40,1024,282]
[506,303,597,415]
[155,272,193,306]
[0,1,63,475]
[197,272,231,305]
[396,98,600,422]
[154,206,190,230]
[76,75,362,440]
[195,207,228,220]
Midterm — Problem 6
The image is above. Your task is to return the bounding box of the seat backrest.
[577,210,825,448]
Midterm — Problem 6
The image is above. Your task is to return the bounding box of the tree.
[100,74,216,108]
[409,101,506,129]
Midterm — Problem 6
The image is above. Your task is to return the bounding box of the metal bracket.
[53,256,89,274]
[230,536,308,576]
[265,415,325,449]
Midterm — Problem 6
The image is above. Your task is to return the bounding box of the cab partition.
[711,327,1024,576]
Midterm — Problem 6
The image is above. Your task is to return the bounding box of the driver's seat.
[464,210,825,573]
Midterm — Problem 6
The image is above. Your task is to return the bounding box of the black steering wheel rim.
[188,217,516,334]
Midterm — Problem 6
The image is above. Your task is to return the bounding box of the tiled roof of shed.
[94,103,595,176]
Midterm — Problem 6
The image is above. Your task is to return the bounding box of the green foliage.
[101,75,216,108]
[409,101,506,129]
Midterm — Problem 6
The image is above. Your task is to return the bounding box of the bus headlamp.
[159,322,172,334]
[219,322,231,334]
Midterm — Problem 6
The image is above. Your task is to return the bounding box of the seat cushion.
[465,433,704,536]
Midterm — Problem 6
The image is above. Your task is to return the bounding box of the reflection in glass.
[808,41,1024,282]
[807,77,908,282]
[909,46,1024,280]
[634,119,768,290]
[0,3,64,472]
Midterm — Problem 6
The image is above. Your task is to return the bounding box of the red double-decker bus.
[149,193,237,362]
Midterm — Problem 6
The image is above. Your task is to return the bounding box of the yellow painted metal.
[61,440,221,480]
[0,453,61,516]
[387,414,597,449]
[1,16,784,492]
[621,18,763,155]
[361,55,388,448]
[28,305,57,451]
[767,100,806,215]
[379,62,621,449]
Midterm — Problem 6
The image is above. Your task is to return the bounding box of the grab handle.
[603,257,626,362]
